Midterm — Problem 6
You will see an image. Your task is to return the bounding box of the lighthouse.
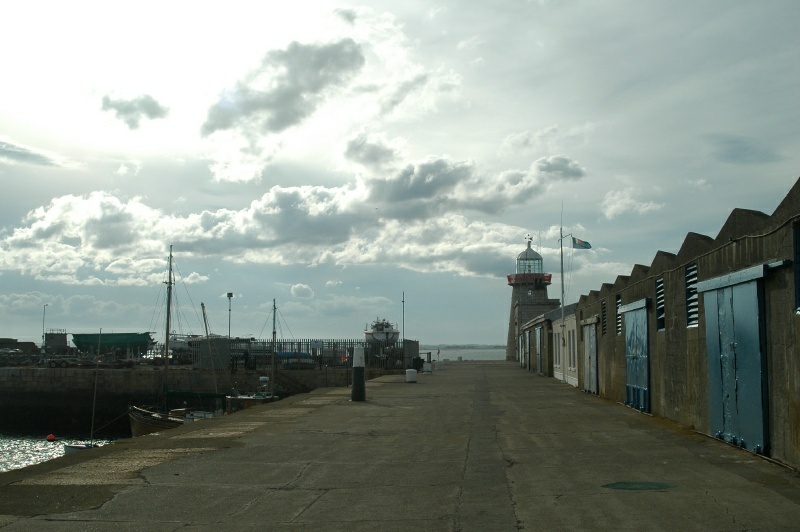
[506,235,560,361]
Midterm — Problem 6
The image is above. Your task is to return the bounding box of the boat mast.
[90,328,101,447]
[201,302,218,394]
[163,245,174,411]
[271,298,276,397]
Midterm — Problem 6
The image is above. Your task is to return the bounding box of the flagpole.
[560,225,566,383]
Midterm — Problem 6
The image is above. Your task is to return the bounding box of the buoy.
[46,434,56,442]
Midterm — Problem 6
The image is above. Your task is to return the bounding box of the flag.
[572,237,592,249]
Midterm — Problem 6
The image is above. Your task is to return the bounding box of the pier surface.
[2,361,800,530]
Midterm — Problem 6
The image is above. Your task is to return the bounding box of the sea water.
[424,346,506,361]
[0,434,110,473]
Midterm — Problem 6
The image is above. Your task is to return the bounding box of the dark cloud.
[84,210,137,249]
[534,155,586,180]
[706,134,781,165]
[201,39,366,136]
[368,159,470,203]
[101,95,169,130]
[344,134,398,169]
[0,140,59,166]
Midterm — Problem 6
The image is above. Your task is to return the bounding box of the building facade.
[518,177,800,470]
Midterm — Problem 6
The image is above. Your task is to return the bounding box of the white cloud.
[600,188,664,220]
[291,284,315,299]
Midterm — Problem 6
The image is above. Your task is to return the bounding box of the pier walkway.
[2,361,800,530]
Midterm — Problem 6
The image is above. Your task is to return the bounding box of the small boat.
[64,442,100,454]
[65,331,103,453]
[364,318,400,344]
[225,376,277,414]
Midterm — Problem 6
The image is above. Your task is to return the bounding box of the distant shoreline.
[420,345,504,350]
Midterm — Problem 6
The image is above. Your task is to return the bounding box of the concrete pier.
[2,361,800,530]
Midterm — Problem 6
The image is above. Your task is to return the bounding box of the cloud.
[534,155,586,180]
[115,162,142,176]
[600,188,664,220]
[688,178,710,190]
[0,139,64,167]
[365,154,586,218]
[379,69,461,117]
[334,8,357,24]
[201,39,366,136]
[101,95,169,129]
[291,283,314,299]
[457,36,485,51]
[501,123,596,155]
[344,132,401,170]
[0,149,588,284]
[503,126,559,153]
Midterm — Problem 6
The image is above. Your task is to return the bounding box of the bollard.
[351,347,365,401]
[406,368,418,383]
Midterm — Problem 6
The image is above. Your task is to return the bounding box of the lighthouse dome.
[516,238,543,274]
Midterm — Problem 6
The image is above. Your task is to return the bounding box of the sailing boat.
[224,298,278,413]
[128,245,190,437]
[64,330,103,453]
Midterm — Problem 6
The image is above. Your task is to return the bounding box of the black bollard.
[351,347,365,401]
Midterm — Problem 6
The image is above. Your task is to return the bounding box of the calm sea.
[423,346,506,361]
[1,347,504,472]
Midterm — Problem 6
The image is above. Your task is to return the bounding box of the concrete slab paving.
[2,361,800,531]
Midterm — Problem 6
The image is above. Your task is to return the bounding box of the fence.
[182,337,409,371]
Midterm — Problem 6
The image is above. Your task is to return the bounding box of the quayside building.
[512,176,800,471]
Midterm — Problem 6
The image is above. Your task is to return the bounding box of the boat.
[225,376,277,414]
[128,405,185,437]
[64,331,103,453]
[364,318,400,344]
[128,246,219,437]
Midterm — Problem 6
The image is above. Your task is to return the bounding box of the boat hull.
[63,443,99,454]
[364,318,400,344]
[128,406,183,437]
[225,394,276,414]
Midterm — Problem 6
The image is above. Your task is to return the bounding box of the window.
[685,263,699,327]
[616,295,622,335]
[554,332,561,367]
[656,277,665,331]
[601,300,607,335]
[568,329,576,369]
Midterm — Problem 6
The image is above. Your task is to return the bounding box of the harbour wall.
[0,366,398,437]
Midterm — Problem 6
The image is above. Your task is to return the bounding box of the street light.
[41,304,49,354]
[227,292,234,367]
[227,293,234,340]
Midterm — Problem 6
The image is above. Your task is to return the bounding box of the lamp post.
[41,303,49,354]
[227,292,233,340]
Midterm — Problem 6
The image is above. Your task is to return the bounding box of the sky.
[1,1,799,347]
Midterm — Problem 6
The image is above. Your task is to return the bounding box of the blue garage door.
[699,266,771,454]
[620,299,650,412]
